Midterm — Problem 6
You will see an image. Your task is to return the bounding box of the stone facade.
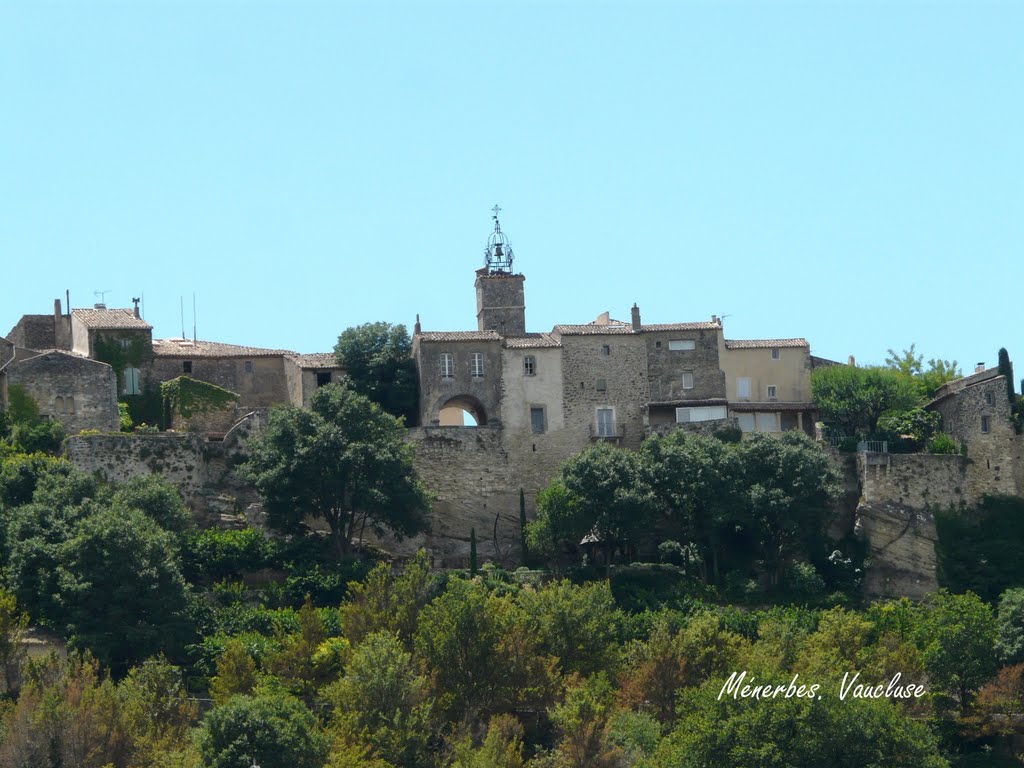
[4,351,119,434]
[476,272,526,335]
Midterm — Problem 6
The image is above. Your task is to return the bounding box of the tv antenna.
[94,289,111,306]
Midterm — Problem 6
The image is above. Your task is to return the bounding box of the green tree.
[736,432,841,586]
[111,474,191,533]
[197,692,329,768]
[811,364,918,435]
[527,442,657,563]
[0,586,28,694]
[641,431,744,584]
[118,656,198,765]
[549,673,624,768]
[334,321,417,423]
[919,589,998,712]
[340,549,433,649]
[241,382,430,558]
[998,347,1015,403]
[470,527,478,575]
[996,588,1024,665]
[518,488,528,567]
[886,344,961,399]
[328,631,433,767]
[57,507,193,673]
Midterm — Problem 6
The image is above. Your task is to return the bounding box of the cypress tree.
[519,488,529,567]
[469,527,478,575]
[998,348,1015,403]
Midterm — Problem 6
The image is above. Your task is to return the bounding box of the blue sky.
[1,1,1021,378]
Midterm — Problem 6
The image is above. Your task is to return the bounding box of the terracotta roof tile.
[417,331,503,342]
[72,308,152,330]
[724,338,809,349]
[152,338,292,358]
[503,333,561,349]
[642,322,723,332]
[290,353,344,369]
[553,321,722,335]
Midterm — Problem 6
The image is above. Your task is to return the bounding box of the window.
[530,406,545,434]
[738,413,755,432]
[596,378,607,392]
[681,371,694,389]
[119,338,131,350]
[523,355,536,376]
[440,353,454,379]
[737,377,751,399]
[771,348,780,360]
[601,345,611,356]
[985,391,994,405]
[656,341,662,348]
[668,339,696,351]
[244,360,253,374]
[755,412,780,432]
[676,405,727,423]
[182,360,192,374]
[981,416,990,433]
[316,371,332,387]
[471,352,485,378]
[597,407,615,437]
[65,396,75,415]
[124,367,141,396]
[767,385,777,399]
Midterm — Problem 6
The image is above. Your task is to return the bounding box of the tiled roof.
[290,353,344,369]
[642,322,722,332]
[417,331,503,342]
[503,333,561,349]
[72,308,152,330]
[729,401,816,412]
[724,338,809,349]
[152,338,292,358]
[553,321,722,335]
[648,398,729,408]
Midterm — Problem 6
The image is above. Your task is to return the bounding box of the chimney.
[848,355,856,366]
[414,314,422,336]
[54,298,62,319]
[976,362,986,373]
[711,314,718,324]
[631,303,641,332]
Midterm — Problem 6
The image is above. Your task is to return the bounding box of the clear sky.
[1,1,1021,378]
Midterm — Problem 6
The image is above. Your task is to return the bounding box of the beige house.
[718,336,816,434]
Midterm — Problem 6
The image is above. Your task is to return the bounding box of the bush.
[928,432,957,455]
[182,528,275,584]
[782,562,827,604]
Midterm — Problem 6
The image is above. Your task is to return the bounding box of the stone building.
[719,337,817,435]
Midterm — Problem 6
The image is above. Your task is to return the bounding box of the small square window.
[183,360,192,374]
[681,371,694,389]
[316,371,332,387]
[981,416,990,433]
[771,348,780,359]
[655,341,662,348]
[596,379,607,392]
[767,385,777,399]
[524,355,536,376]
[601,345,611,356]
[244,360,253,374]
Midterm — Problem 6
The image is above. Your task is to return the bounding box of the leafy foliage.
[935,496,1024,601]
[241,382,430,557]
[812,364,919,435]
[334,321,418,423]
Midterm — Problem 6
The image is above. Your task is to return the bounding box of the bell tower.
[475,205,526,335]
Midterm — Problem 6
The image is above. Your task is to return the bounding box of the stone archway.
[437,394,488,427]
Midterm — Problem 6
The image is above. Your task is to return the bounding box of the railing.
[822,435,888,453]
[589,423,626,440]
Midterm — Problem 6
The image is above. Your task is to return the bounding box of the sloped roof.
[72,308,152,330]
[503,333,561,349]
[152,338,292,358]
[642,322,723,332]
[724,338,809,349]
[417,331,504,342]
[291,353,344,369]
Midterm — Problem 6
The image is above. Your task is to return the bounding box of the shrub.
[928,432,957,455]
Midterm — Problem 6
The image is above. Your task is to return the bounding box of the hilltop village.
[2,216,1022,599]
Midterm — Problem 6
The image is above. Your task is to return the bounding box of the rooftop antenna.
[180,296,185,339]
[93,289,111,308]
[192,292,197,342]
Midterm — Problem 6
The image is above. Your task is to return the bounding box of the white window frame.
[471,352,485,379]
[676,405,727,423]
[440,353,454,380]
[737,377,751,400]
[681,371,694,389]
[767,384,777,400]
[523,355,536,376]
[668,339,696,351]
[596,407,616,437]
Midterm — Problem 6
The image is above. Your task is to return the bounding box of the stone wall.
[858,452,971,510]
[6,315,57,351]
[855,501,937,600]
[645,328,725,402]
[145,356,290,409]
[6,352,119,434]
[475,273,526,334]
[417,339,504,426]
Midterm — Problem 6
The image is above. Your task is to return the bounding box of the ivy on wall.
[161,376,239,419]
[93,333,153,386]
